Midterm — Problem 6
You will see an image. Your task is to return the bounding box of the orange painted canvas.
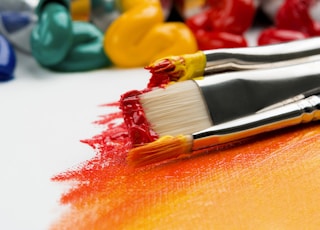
[51,105,320,229]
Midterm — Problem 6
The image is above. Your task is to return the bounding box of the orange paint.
[51,103,320,229]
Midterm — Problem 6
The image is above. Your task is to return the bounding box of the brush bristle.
[139,80,212,137]
[127,135,193,167]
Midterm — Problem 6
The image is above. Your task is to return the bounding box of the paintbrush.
[128,60,320,145]
[127,91,320,167]
[146,37,320,86]
[257,86,320,112]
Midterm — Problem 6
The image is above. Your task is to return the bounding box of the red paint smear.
[118,63,183,146]
[51,101,241,206]
[52,100,319,206]
[52,104,129,204]
[147,72,171,88]
[51,98,320,229]
[118,60,188,146]
[52,102,161,207]
[119,88,160,146]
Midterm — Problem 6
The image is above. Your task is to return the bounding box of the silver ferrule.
[194,60,320,125]
[203,37,320,75]
[192,94,320,151]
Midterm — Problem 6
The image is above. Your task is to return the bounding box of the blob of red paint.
[51,101,159,205]
[119,90,159,146]
[145,59,178,88]
[118,63,181,146]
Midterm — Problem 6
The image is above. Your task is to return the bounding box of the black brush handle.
[257,86,320,112]
[192,94,320,151]
[196,60,320,124]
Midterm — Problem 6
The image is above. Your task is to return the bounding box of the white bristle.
[139,80,213,137]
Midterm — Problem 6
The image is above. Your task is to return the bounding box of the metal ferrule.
[194,60,320,125]
[202,37,320,75]
[192,94,320,151]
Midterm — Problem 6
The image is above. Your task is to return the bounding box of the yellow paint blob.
[104,0,197,67]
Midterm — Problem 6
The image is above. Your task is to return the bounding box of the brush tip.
[127,135,193,167]
[146,56,185,74]
[145,55,186,85]
[145,51,206,87]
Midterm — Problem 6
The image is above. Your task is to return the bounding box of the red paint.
[52,104,135,205]
[257,28,308,45]
[147,72,171,88]
[276,0,320,36]
[145,57,185,88]
[185,9,212,33]
[186,0,255,35]
[185,0,255,50]
[206,0,256,35]
[194,30,247,50]
[51,107,320,229]
[258,0,320,45]
[119,90,159,146]
[118,68,176,145]
[145,62,172,88]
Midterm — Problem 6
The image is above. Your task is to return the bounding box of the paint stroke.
[51,102,320,229]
